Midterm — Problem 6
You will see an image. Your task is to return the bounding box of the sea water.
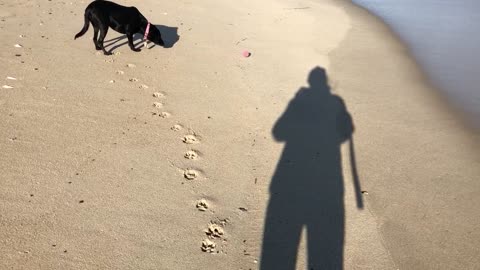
[352,0,480,129]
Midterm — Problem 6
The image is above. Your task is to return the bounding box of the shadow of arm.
[334,95,363,209]
[335,97,354,143]
[273,88,309,142]
[272,100,297,142]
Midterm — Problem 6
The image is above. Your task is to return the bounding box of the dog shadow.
[156,25,180,48]
[104,25,179,53]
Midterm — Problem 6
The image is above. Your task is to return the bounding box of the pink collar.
[143,22,151,48]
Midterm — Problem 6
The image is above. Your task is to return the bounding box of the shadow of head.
[154,25,180,48]
[308,66,330,94]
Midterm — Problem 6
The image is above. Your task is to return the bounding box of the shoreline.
[330,0,480,268]
[345,0,480,134]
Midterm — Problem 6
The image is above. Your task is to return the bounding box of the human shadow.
[260,67,363,270]
[104,24,179,53]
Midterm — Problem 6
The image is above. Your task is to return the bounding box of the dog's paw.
[104,51,113,56]
[133,48,141,52]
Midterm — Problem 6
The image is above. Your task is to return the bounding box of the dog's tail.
[74,11,90,40]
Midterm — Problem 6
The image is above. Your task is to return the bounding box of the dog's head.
[148,26,165,47]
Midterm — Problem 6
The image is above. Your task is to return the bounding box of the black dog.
[74,0,164,55]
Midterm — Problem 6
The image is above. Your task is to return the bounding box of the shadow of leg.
[261,197,302,270]
[307,211,345,270]
[104,35,127,48]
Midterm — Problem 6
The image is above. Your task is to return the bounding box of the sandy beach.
[1,0,479,269]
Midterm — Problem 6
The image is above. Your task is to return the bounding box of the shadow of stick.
[349,137,364,209]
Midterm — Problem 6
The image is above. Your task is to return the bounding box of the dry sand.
[1,0,479,269]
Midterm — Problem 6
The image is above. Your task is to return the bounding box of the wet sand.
[353,0,480,130]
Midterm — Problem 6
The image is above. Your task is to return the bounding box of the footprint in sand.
[139,84,149,89]
[129,78,139,82]
[116,70,125,75]
[153,92,165,98]
[182,135,199,144]
[126,63,136,68]
[153,102,163,108]
[205,223,225,238]
[171,124,183,131]
[184,169,199,180]
[158,112,171,118]
[184,150,199,160]
[196,199,209,211]
[201,239,216,253]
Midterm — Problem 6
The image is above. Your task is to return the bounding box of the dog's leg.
[127,33,141,52]
[93,26,101,50]
[98,26,112,55]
